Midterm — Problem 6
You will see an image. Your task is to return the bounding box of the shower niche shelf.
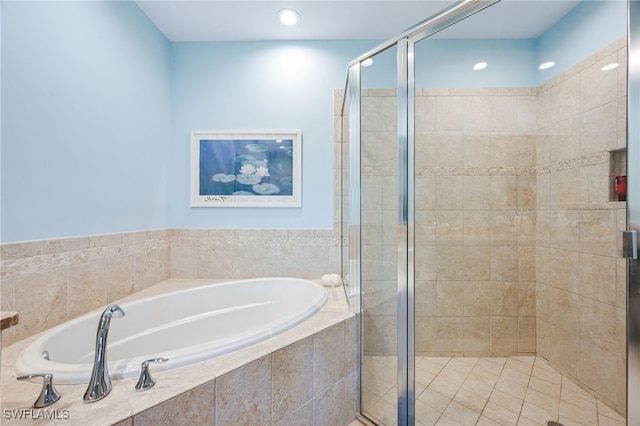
[609,148,627,203]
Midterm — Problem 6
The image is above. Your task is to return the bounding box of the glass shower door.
[409,1,628,424]
[358,45,401,426]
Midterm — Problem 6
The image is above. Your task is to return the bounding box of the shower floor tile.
[361,356,625,426]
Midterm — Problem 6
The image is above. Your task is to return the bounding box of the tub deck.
[0,278,353,425]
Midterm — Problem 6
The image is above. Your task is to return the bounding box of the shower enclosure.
[340,0,638,424]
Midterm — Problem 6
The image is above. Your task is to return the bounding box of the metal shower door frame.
[627,1,640,424]
[345,1,503,425]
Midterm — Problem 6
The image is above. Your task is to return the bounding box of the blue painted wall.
[168,40,375,229]
[0,0,629,242]
[414,39,538,88]
[1,1,171,242]
[536,0,627,85]
[361,1,626,88]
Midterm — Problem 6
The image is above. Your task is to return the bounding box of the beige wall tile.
[415,316,438,353]
[463,176,493,211]
[464,317,490,353]
[133,381,215,426]
[490,176,518,211]
[106,255,135,302]
[436,281,465,316]
[275,401,313,426]
[463,211,493,245]
[215,355,272,426]
[415,96,437,131]
[581,53,619,113]
[434,134,464,168]
[491,317,518,353]
[579,253,616,305]
[579,209,617,257]
[493,211,519,246]
[415,280,437,316]
[436,317,464,352]
[415,174,437,211]
[535,174,550,211]
[547,324,579,378]
[464,281,492,317]
[464,134,493,168]
[491,246,518,282]
[361,96,383,132]
[313,322,346,395]
[579,297,618,353]
[272,337,313,423]
[415,245,437,282]
[518,282,537,317]
[169,244,199,278]
[581,101,618,155]
[436,246,464,281]
[548,287,580,336]
[0,240,43,260]
[463,246,491,281]
[550,119,581,166]
[67,260,107,320]
[578,341,619,408]
[518,317,536,352]
[435,176,465,211]
[549,210,580,250]
[13,269,67,342]
[436,96,464,131]
[548,249,580,293]
[464,96,492,131]
[517,176,536,211]
[550,73,581,123]
[313,379,347,426]
[491,282,518,317]
[518,246,536,282]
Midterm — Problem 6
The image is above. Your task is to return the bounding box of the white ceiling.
[134,0,581,42]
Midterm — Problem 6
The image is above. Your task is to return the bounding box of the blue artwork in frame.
[190,131,301,207]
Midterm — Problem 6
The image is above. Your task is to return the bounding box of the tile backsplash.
[0,228,341,347]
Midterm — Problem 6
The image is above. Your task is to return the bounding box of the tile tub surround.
[0,228,342,347]
[168,228,342,280]
[0,230,170,347]
[0,278,357,425]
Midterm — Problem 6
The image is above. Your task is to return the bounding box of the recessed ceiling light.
[278,9,300,26]
[601,63,619,71]
[539,61,555,70]
[473,62,487,71]
[362,58,374,67]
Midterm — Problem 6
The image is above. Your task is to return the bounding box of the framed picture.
[190,130,302,207]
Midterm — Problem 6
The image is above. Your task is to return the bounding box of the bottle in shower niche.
[615,176,627,201]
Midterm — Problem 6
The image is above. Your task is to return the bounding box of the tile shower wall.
[357,85,537,358]
[358,88,401,358]
[534,37,627,414]
[349,37,627,415]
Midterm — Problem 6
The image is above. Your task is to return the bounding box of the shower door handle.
[619,230,638,260]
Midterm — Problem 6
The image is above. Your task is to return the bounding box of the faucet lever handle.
[17,373,61,408]
[135,357,168,391]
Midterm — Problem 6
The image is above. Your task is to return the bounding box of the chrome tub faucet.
[83,304,125,403]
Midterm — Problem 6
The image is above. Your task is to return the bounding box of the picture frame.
[190,130,302,207]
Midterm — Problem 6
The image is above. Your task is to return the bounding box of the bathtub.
[13,277,327,385]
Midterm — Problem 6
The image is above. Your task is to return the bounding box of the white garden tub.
[14,277,327,384]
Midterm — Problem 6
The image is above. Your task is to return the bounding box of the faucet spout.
[83,304,125,403]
